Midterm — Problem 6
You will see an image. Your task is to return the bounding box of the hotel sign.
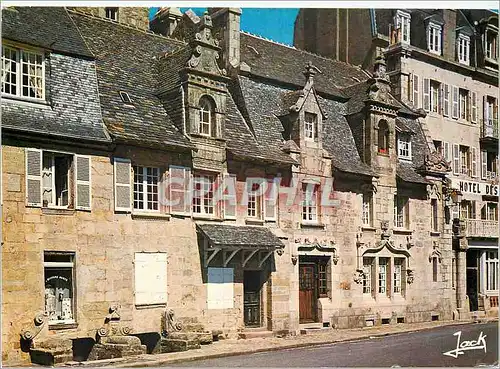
[450,178,499,197]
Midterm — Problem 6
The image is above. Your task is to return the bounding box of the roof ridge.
[67,8,187,46]
[241,30,364,71]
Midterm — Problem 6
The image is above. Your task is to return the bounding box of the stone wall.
[69,7,150,30]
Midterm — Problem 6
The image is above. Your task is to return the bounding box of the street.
[170,322,498,367]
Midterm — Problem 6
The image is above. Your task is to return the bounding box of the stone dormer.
[68,7,149,30]
[150,7,182,36]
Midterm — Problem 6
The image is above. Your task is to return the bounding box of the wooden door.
[244,271,261,327]
[299,264,316,322]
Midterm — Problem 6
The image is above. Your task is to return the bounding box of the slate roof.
[2,7,93,58]
[69,12,194,151]
[197,223,285,248]
[240,32,369,99]
[235,75,374,177]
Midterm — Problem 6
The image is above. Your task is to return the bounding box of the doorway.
[299,263,316,322]
[244,271,262,327]
[466,250,479,312]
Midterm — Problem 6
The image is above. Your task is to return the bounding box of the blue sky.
[149,8,298,45]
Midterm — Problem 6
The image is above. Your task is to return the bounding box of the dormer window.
[1,45,45,100]
[457,34,470,65]
[105,7,118,21]
[397,134,412,161]
[485,28,498,61]
[304,112,317,141]
[198,96,215,137]
[428,22,442,55]
[394,10,411,44]
[378,120,389,155]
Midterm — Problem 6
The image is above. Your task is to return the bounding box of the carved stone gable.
[187,11,226,76]
[418,150,451,176]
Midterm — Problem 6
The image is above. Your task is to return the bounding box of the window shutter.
[222,175,236,219]
[326,259,332,299]
[481,150,488,179]
[467,92,472,121]
[423,78,430,111]
[452,86,459,119]
[413,74,419,108]
[471,91,477,123]
[169,166,191,215]
[114,158,131,212]
[443,141,450,162]
[453,144,460,175]
[443,84,450,116]
[401,260,407,297]
[439,83,444,115]
[494,99,498,121]
[25,148,42,207]
[264,178,278,221]
[75,155,91,210]
[483,95,488,123]
[471,147,477,178]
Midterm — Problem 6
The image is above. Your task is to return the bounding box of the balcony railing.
[466,219,499,238]
[481,118,499,140]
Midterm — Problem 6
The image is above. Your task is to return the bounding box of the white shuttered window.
[114,158,132,212]
[134,252,167,305]
[207,268,234,309]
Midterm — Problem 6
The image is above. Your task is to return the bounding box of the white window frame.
[428,22,442,55]
[430,80,440,114]
[457,34,470,65]
[105,7,119,21]
[192,174,216,216]
[460,145,470,176]
[394,195,409,229]
[485,251,498,293]
[362,193,372,227]
[42,151,73,209]
[304,112,317,141]
[362,257,374,295]
[397,134,412,161]
[247,182,263,219]
[395,10,411,44]
[1,44,45,100]
[44,252,76,325]
[198,99,212,136]
[302,182,319,224]
[378,258,388,295]
[458,88,469,121]
[133,166,160,212]
[485,28,498,61]
[393,259,403,294]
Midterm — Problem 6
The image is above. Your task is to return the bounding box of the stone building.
[1,6,462,365]
[294,8,499,319]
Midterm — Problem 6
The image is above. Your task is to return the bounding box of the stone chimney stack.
[150,7,183,36]
[208,8,241,70]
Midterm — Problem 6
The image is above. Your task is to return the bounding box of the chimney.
[150,7,182,36]
[208,8,241,70]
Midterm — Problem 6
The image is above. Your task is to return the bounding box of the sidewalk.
[61,318,498,368]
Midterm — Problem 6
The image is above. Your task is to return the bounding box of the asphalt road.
[169,322,498,367]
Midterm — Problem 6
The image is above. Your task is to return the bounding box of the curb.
[108,319,497,368]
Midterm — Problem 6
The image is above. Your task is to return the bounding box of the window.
[482,202,498,221]
[431,199,439,232]
[412,74,419,108]
[484,96,498,126]
[378,258,388,294]
[192,174,215,216]
[198,97,215,136]
[430,80,441,113]
[362,193,372,227]
[247,182,263,219]
[42,152,72,208]
[207,268,234,309]
[485,251,498,291]
[44,252,75,324]
[302,182,319,223]
[428,23,442,55]
[2,45,44,100]
[134,252,167,305]
[105,7,118,21]
[393,259,403,294]
[485,29,498,61]
[119,91,132,104]
[459,89,470,120]
[304,112,317,141]
[394,10,411,44]
[432,257,439,282]
[362,257,374,294]
[460,145,470,176]
[378,121,389,154]
[457,34,470,65]
[133,166,159,211]
[397,134,412,160]
[482,151,498,180]
[394,195,409,229]
[318,262,328,297]
[460,200,476,220]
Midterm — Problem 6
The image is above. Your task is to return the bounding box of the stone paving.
[57,318,497,368]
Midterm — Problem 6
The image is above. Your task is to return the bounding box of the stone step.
[238,328,273,340]
[300,327,332,335]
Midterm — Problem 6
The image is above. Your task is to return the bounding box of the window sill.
[430,231,441,237]
[42,207,75,216]
[135,303,167,309]
[192,215,223,222]
[398,157,412,163]
[393,228,413,235]
[361,225,376,232]
[245,218,265,225]
[48,322,78,331]
[132,212,170,220]
[1,94,50,107]
[301,222,325,229]
[377,152,389,157]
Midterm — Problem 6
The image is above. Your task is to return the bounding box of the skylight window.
[119,91,132,104]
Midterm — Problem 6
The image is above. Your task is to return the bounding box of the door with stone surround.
[299,263,316,322]
[244,270,261,327]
